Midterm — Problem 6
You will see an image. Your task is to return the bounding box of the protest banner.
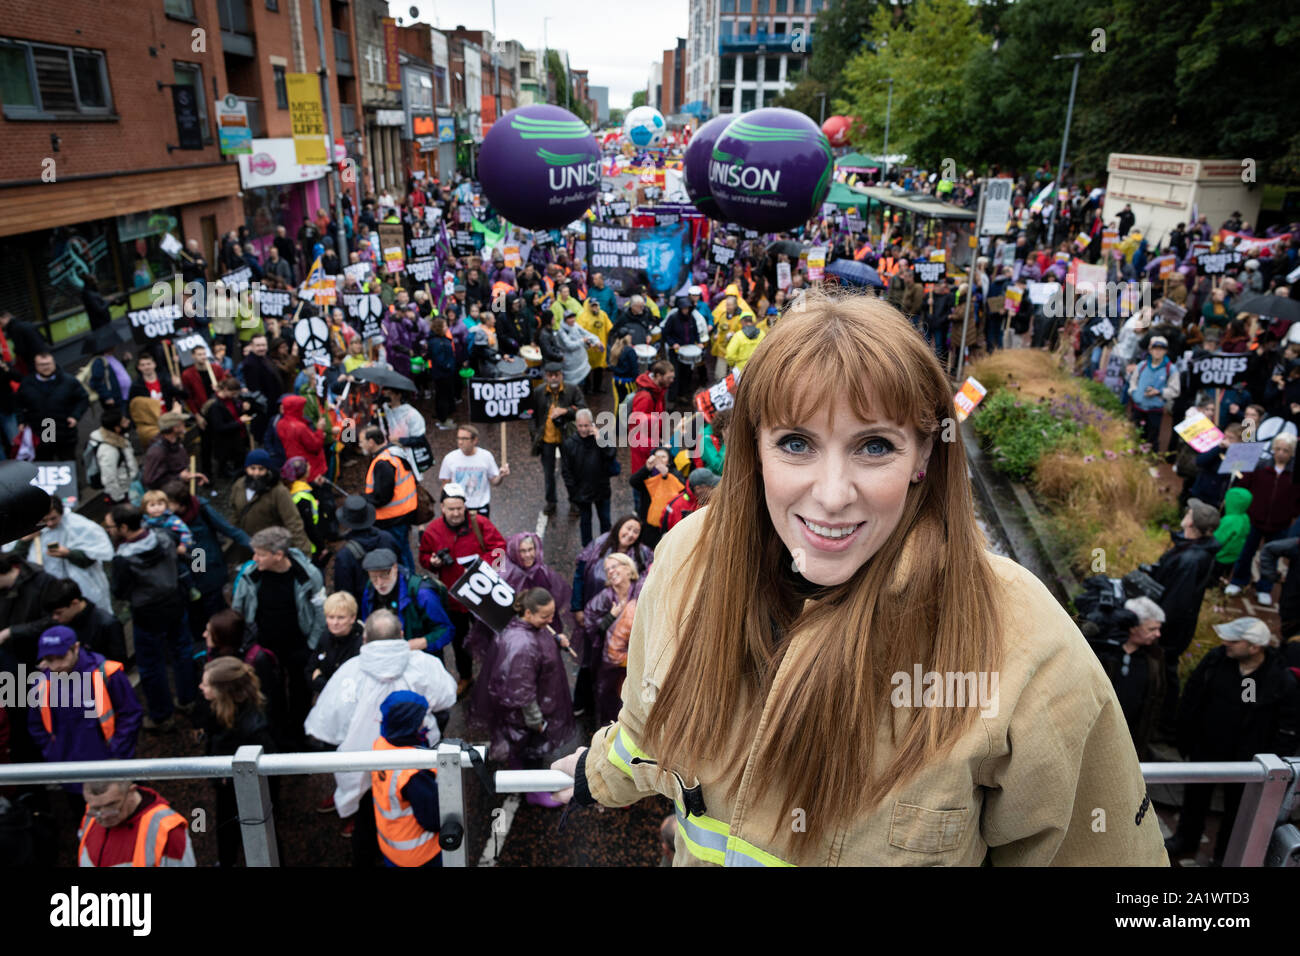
[502,244,521,267]
[451,230,476,257]
[1155,255,1178,280]
[28,461,79,511]
[843,213,865,233]
[1101,228,1118,257]
[159,233,185,260]
[953,378,987,422]
[449,557,516,633]
[776,261,792,292]
[1219,441,1267,476]
[173,331,212,369]
[126,302,183,343]
[1189,351,1252,391]
[407,256,438,283]
[710,242,736,270]
[979,178,1014,236]
[457,205,474,224]
[408,236,439,258]
[914,261,945,283]
[254,287,294,318]
[343,262,371,285]
[1005,286,1023,314]
[467,376,534,423]
[609,200,631,217]
[341,292,384,340]
[1198,251,1242,275]
[1174,410,1225,454]
[377,224,405,273]
[929,249,946,264]
[1084,316,1116,343]
[220,265,252,293]
[694,368,742,422]
[1074,231,1092,251]
[586,220,692,296]
[293,314,332,367]
[806,247,826,282]
[1054,251,1071,265]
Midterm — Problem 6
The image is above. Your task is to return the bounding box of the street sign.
[216,94,252,156]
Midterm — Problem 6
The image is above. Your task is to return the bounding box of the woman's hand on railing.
[550,747,587,804]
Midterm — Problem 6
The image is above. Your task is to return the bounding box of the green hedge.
[971,391,1083,482]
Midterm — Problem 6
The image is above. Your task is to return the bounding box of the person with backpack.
[359,549,453,656]
[281,457,327,567]
[333,494,410,608]
[231,526,326,748]
[87,409,139,505]
[104,503,194,732]
[82,331,131,411]
[201,608,287,749]
[418,484,508,695]
[428,317,459,430]
[228,449,310,562]
[163,480,250,645]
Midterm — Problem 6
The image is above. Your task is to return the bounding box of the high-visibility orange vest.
[78,801,187,867]
[371,737,441,867]
[39,659,123,742]
[878,256,900,279]
[366,445,418,521]
[644,470,685,529]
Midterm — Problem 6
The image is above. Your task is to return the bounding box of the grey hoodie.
[111,528,183,629]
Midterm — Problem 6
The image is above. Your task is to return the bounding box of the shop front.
[0,163,241,353]
[410,114,437,182]
[237,138,331,262]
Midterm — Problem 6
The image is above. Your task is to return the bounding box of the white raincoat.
[19,511,115,612]
[304,638,457,817]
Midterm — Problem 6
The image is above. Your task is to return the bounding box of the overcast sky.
[389,0,690,109]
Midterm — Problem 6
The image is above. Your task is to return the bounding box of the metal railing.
[3,752,1296,867]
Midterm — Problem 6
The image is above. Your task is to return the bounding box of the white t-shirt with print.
[438,447,500,509]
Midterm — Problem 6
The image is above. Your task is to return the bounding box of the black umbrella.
[1234,293,1300,323]
[352,365,416,392]
[82,323,129,356]
[767,239,804,258]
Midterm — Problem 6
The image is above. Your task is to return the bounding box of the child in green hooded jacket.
[1212,486,1253,570]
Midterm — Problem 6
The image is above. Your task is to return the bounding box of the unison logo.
[708,154,782,195]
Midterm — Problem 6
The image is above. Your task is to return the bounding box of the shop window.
[173,62,211,141]
[273,64,288,108]
[0,40,112,118]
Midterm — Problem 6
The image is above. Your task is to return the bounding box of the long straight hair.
[642,290,1003,856]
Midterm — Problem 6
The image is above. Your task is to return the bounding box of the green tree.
[772,70,830,123]
[631,90,648,109]
[608,108,626,128]
[837,0,991,167]
[808,0,887,101]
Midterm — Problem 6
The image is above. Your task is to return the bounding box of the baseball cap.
[1186,497,1221,535]
[38,626,77,661]
[687,468,720,490]
[1213,617,1272,647]
[1149,335,1169,349]
[688,285,703,295]
[441,482,467,502]
[361,548,398,571]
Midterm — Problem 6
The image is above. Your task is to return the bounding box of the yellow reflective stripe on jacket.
[607,724,648,778]
[672,801,796,868]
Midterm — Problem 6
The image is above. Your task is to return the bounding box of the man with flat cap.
[333,494,410,608]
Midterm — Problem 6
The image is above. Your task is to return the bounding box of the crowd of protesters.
[1,156,1297,868]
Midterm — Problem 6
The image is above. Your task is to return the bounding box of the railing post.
[436,742,467,867]
[1222,753,1294,867]
[232,745,279,867]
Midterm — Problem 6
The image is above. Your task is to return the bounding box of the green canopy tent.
[825,181,868,210]
[834,151,877,172]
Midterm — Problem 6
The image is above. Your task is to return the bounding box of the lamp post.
[1046,52,1084,251]
[817,91,826,125]
[543,17,553,104]
[311,0,347,259]
[881,77,893,181]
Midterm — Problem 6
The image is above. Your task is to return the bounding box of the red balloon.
[821,115,855,148]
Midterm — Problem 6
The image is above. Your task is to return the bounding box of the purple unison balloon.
[684,113,735,218]
[478,105,600,230]
[708,108,832,233]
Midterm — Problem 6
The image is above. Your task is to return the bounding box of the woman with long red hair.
[551,290,1166,866]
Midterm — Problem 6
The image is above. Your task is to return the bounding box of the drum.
[634,343,659,371]
[678,344,704,367]
[482,355,527,379]
[520,344,542,369]
[1255,416,1297,447]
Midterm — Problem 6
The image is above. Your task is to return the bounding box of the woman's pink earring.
[915,470,926,481]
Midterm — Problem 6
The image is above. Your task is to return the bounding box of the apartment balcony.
[334,29,354,77]
[217,0,255,57]
[718,32,809,55]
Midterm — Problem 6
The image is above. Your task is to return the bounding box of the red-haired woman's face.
[758,392,932,587]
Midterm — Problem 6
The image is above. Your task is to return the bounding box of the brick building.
[0,0,354,350]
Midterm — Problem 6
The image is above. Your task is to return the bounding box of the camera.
[435,548,454,567]
[1074,569,1166,647]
